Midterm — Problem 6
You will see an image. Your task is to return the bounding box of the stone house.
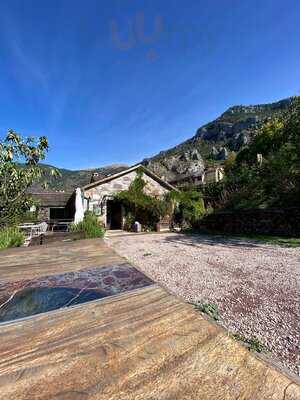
[30,192,75,222]
[82,164,176,229]
[169,166,224,188]
[29,164,223,227]
[204,166,224,184]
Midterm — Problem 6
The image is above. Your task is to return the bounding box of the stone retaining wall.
[29,232,85,246]
[194,208,300,236]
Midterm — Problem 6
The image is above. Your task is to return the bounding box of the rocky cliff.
[143,98,292,181]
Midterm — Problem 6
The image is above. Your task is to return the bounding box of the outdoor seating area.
[48,219,73,232]
[18,222,48,246]
[18,220,73,246]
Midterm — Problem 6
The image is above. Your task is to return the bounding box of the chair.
[39,222,48,233]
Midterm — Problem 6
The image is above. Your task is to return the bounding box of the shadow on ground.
[162,233,271,249]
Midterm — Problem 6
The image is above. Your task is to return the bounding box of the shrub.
[0,227,25,250]
[194,302,219,321]
[233,334,267,353]
[167,189,205,228]
[124,212,135,231]
[18,211,39,224]
[70,211,105,239]
[212,97,300,210]
[116,170,169,230]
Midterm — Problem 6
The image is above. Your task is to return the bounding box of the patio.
[0,238,299,399]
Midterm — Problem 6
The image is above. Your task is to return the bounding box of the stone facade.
[37,206,50,221]
[83,169,171,228]
[30,192,75,222]
[169,166,224,188]
[205,167,224,184]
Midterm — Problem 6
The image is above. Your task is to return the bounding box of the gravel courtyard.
[108,233,300,376]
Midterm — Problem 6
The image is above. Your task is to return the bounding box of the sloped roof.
[30,192,74,207]
[82,164,177,192]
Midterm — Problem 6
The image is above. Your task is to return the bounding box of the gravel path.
[107,232,300,376]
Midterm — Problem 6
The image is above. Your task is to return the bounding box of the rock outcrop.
[144,149,205,182]
[142,97,292,180]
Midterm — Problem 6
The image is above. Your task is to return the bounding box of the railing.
[48,219,73,232]
[18,223,48,246]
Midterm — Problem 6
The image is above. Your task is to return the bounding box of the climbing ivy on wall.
[115,170,168,229]
[166,189,205,228]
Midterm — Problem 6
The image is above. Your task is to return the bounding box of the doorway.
[106,200,122,229]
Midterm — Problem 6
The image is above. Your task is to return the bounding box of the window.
[50,207,66,220]
[92,204,101,215]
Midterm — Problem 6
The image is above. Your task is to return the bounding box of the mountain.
[32,97,293,191]
[142,98,292,182]
[30,163,129,192]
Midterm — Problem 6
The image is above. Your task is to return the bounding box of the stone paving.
[0,263,153,323]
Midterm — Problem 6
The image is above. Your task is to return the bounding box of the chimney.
[90,172,105,183]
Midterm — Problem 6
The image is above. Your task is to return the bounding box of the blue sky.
[0,0,299,169]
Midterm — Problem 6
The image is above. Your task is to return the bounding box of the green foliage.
[70,211,105,239]
[233,334,266,353]
[223,152,237,171]
[18,211,39,224]
[116,170,168,229]
[167,189,205,228]
[245,235,300,247]
[0,226,25,249]
[202,181,226,209]
[123,212,135,231]
[215,97,300,209]
[194,302,219,321]
[0,130,60,226]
